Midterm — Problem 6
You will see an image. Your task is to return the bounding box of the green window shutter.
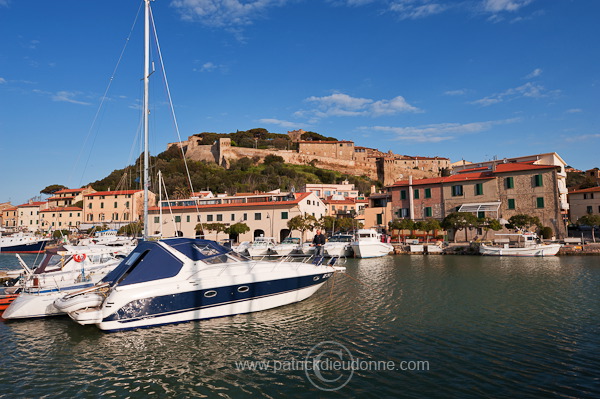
[425,207,432,217]
[175,216,181,222]
[376,214,383,224]
[281,211,289,219]
[536,197,545,208]
[475,183,483,196]
[414,189,420,199]
[425,188,431,198]
[400,190,407,200]
[534,174,543,187]
[508,199,515,210]
[477,211,485,219]
[506,177,514,189]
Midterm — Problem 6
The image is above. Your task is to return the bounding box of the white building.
[148,191,326,243]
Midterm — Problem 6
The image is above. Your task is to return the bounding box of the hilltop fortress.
[169,130,450,186]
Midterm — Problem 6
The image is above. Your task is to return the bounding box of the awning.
[458,202,501,213]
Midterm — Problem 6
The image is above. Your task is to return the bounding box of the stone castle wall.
[174,135,449,186]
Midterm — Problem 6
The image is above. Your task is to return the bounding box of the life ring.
[74,253,87,263]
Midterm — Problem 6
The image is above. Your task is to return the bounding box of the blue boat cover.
[102,238,230,287]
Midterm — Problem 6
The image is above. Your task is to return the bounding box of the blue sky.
[1,0,599,205]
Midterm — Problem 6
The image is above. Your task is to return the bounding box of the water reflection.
[0,255,598,398]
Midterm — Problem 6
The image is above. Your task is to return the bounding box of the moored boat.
[350,229,393,258]
[247,237,276,257]
[0,232,51,254]
[58,238,344,331]
[479,233,561,257]
[323,234,354,257]
[272,237,302,256]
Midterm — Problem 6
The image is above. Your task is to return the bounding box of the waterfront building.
[40,206,83,231]
[82,190,156,229]
[303,181,360,200]
[568,187,600,222]
[390,162,566,240]
[47,186,95,208]
[148,191,325,243]
[2,206,18,231]
[16,201,48,231]
[585,168,600,186]
[362,192,393,231]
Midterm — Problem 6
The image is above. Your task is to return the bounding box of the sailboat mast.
[143,0,150,240]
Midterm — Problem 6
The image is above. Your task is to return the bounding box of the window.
[231,214,235,221]
[534,174,543,187]
[508,199,515,210]
[414,189,420,199]
[207,215,213,222]
[255,213,262,221]
[376,214,383,225]
[113,213,118,221]
[587,206,593,214]
[187,215,191,223]
[425,188,431,198]
[125,201,130,208]
[217,214,223,222]
[154,216,159,223]
[452,185,463,196]
[400,190,407,200]
[114,202,118,208]
[197,215,201,222]
[175,216,181,223]
[505,177,514,189]
[243,213,248,221]
[100,202,104,209]
[536,197,545,208]
[425,207,432,217]
[475,183,483,196]
[477,211,485,219]
[281,211,289,219]
[88,203,92,209]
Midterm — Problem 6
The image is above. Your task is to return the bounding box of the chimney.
[370,185,376,194]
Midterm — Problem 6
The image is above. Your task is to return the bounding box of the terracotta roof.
[40,206,83,212]
[47,195,75,200]
[85,190,141,197]
[456,167,489,173]
[392,172,493,187]
[3,207,17,211]
[53,188,85,194]
[149,192,313,212]
[493,163,557,173]
[569,186,600,194]
[16,201,47,208]
[297,140,353,144]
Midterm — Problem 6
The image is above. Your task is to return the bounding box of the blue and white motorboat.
[0,232,52,253]
[56,238,344,331]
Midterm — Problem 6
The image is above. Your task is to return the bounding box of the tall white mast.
[143,0,150,240]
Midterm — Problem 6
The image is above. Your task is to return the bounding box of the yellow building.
[83,190,156,228]
[16,201,48,232]
[40,206,84,231]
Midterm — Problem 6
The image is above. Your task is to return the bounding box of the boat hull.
[0,240,49,254]
[479,244,562,257]
[78,272,333,332]
[351,242,393,258]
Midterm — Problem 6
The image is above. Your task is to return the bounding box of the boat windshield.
[328,236,353,243]
[282,238,300,244]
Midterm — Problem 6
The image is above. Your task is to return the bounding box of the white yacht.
[323,234,354,257]
[3,244,132,319]
[56,238,344,331]
[273,237,302,256]
[0,232,52,253]
[247,237,276,257]
[350,229,394,258]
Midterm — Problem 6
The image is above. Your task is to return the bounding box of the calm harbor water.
[0,253,598,398]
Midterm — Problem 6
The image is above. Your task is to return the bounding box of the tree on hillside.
[442,212,479,243]
[578,214,600,242]
[40,184,68,195]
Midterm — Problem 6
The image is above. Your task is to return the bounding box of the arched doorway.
[254,229,265,240]
[280,229,290,242]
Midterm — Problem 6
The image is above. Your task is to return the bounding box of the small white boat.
[247,237,276,257]
[2,244,132,319]
[232,241,250,256]
[78,229,137,247]
[479,232,561,257]
[273,237,302,256]
[323,234,354,257]
[301,242,316,256]
[350,229,394,258]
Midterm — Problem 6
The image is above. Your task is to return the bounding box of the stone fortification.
[169,131,450,185]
